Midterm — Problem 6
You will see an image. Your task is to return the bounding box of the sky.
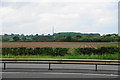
[0,0,119,35]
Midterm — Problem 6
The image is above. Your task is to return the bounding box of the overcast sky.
[0,0,119,35]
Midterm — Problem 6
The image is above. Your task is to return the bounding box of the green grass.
[2,53,120,60]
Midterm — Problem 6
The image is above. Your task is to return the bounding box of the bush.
[11,47,18,55]
[34,47,54,56]
[2,47,34,55]
[54,48,69,56]
[17,47,27,55]
[34,47,41,55]
[74,46,120,55]
[25,47,33,55]
[97,46,120,54]
[2,47,10,55]
[74,47,96,55]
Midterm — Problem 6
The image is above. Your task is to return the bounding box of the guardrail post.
[48,63,52,70]
[4,63,6,70]
[95,64,97,71]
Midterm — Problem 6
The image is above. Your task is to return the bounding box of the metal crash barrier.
[0,58,120,71]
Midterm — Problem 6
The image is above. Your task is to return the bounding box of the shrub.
[34,47,41,55]
[11,47,18,55]
[34,47,54,56]
[2,47,12,55]
[26,47,33,55]
[54,48,69,56]
[97,46,120,54]
[17,47,27,55]
[74,46,120,55]
[2,47,34,55]
[74,47,96,55]
[2,47,8,55]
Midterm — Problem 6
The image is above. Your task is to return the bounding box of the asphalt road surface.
[1,63,120,78]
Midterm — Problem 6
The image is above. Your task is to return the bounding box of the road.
[1,63,120,78]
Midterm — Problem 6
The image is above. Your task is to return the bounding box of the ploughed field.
[2,42,118,48]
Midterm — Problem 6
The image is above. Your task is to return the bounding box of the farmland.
[2,42,118,48]
[2,42,120,60]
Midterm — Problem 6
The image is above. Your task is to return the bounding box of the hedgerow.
[2,46,120,56]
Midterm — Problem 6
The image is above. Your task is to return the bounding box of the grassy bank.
[2,53,120,60]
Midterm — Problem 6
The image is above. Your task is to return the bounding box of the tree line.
[1,32,119,42]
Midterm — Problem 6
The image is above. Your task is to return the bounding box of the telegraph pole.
[52,26,54,35]
[52,26,55,41]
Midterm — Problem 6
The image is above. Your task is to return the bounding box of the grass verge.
[2,53,120,60]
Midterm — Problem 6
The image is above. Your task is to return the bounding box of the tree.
[4,34,8,36]
[76,35,82,38]
[21,36,27,41]
[2,37,10,42]
[64,36,72,42]
[13,36,20,41]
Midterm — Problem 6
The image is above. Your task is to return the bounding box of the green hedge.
[2,47,34,55]
[2,46,120,56]
[34,47,54,55]
[74,47,96,55]
[74,46,120,55]
[2,47,69,56]
[54,48,69,56]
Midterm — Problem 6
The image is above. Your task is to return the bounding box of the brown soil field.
[1,42,119,48]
